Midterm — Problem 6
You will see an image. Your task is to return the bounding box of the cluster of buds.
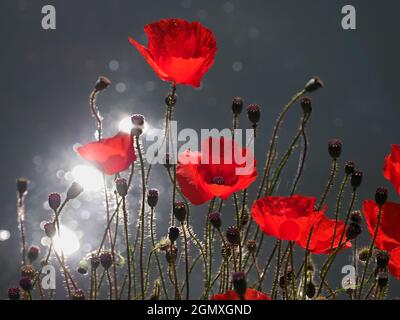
[346,210,362,241]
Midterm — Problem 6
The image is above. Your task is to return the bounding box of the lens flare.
[119,116,149,134]
[71,165,103,191]
[52,225,80,255]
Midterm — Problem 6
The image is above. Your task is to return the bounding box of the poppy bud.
[94,76,111,92]
[16,178,29,198]
[376,250,389,269]
[304,76,324,92]
[168,226,180,243]
[66,182,83,200]
[232,97,244,115]
[377,272,388,288]
[165,93,177,107]
[208,212,222,229]
[247,104,261,124]
[173,201,187,222]
[306,281,316,299]
[147,188,159,208]
[328,139,342,159]
[246,240,257,254]
[100,251,112,269]
[90,254,100,269]
[19,277,32,292]
[165,245,178,264]
[131,127,143,137]
[221,245,232,259]
[346,222,362,241]
[344,161,355,175]
[350,210,362,224]
[375,187,388,207]
[8,287,20,300]
[226,226,240,245]
[27,245,40,263]
[131,114,145,128]
[77,259,89,275]
[300,97,312,114]
[231,271,247,298]
[44,222,56,238]
[115,178,128,197]
[351,171,363,189]
[72,289,85,300]
[20,265,35,279]
[48,193,61,211]
[358,247,370,263]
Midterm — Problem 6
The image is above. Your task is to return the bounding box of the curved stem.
[122,197,132,300]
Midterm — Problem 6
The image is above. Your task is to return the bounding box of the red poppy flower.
[77,132,136,175]
[251,195,324,242]
[362,200,400,253]
[296,215,351,254]
[388,247,400,279]
[129,18,217,88]
[210,289,271,300]
[176,137,257,205]
[384,144,400,195]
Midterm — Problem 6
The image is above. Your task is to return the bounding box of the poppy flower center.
[211,176,225,185]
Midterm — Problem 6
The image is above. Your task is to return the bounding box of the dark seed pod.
[246,240,257,254]
[168,226,180,243]
[376,250,389,269]
[165,245,178,264]
[72,289,85,300]
[173,201,187,222]
[19,277,32,292]
[48,193,61,211]
[115,178,128,197]
[375,187,388,207]
[66,182,83,200]
[16,178,29,198]
[27,245,40,263]
[358,247,370,263]
[344,161,355,175]
[300,97,312,114]
[350,210,362,224]
[304,76,324,92]
[226,226,240,245]
[8,287,20,300]
[131,114,145,128]
[247,104,261,124]
[147,188,159,208]
[94,76,111,92]
[377,272,389,288]
[208,212,222,229]
[306,281,316,299]
[232,97,244,115]
[99,251,112,269]
[350,171,363,189]
[328,139,342,159]
[346,222,362,241]
[232,271,247,297]
[44,222,56,238]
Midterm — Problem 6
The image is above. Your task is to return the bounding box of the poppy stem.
[271,239,282,299]
[181,222,190,299]
[358,205,383,299]
[122,196,132,300]
[317,158,338,211]
[89,90,103,140]
[302,226,314,300]
[257,241,278,290]
[17,194,27,266]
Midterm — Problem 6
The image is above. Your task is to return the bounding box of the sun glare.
[52,225,80,255]
[118,116,149,134]
[71,164,103,191]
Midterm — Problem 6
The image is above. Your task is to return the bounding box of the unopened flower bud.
[375,187,388,207]
[358,247,370,263]
[168,226,180,243]
[208,212,222,229]
[247,104,261,124]
[27,245,40,263]
[232,271,247,298]
[100,251,112,269]
[19,277,32,292]
[165,245,178,264]
[376,250,389,269]
[300,97,312,114]
[77,259,89,275]
[173,201,187,222]
[72,289,85,300]
[246,240,257,254]
[226,226,240,245]
[115,178,128,197]
[94,76,111,92]
[232,97,244,115]
[351,171,363,189]
[66,182,83,200]
[350,210,362,224]
[147,188,159,208]
[16,178,29,198]
[305,77,324,92]
[328,139,342,159]
[306,281,316,298]
[346,222,362,241]
[48,193,61,211]
[8,287,20,300]
[44,222,56,238]
[131,114,145,128]
[344,161,355,175]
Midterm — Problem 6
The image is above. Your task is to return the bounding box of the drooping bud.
[344,161,355,175]
[44,222,56,238]
[27,245,40,263]
[246,240,257,254]
[115,178,128,197]
[304,77,324,92]
[173,201,187,222]
[168,226,180,243]
[328,139,342,159]
[208,212,222,229]
[232,271,247,298]
[77,259,89,275]
[232,97,244,115]
[226,226,240,245]
[376,250,389,269]
[300,97,312,114]
[350,171,363,189]
[66,182,83,200]
[247,104,261,124]
[72,289,85,300]
[8,287,20,300]
[19,277,32,292]
[99,251,113,269]
[375,187,388,207]
[94,76,111,92]
[131,114,145,128]
[48,193,61,211]
[147,188,159,208]
[16,178,29,198]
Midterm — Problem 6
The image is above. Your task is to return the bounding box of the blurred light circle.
[52,225,80,255]
[0,230,10,241]
[116,82,127,93]
[232,61,243,72]
[71,165,103,191]
[109,60,119,71]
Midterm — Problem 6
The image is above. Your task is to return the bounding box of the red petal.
[210,289,271,300]
[388,247,400,279]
